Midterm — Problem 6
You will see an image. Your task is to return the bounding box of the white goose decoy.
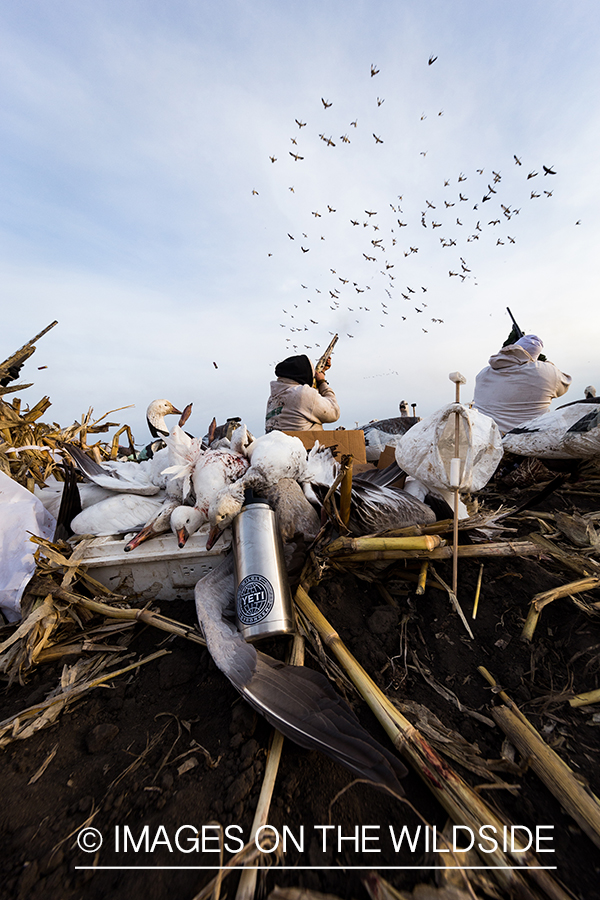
[503,398,600,459]
[195,555,407,795]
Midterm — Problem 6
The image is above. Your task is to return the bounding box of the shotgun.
[506,307,524,340]
[313,333,338,387]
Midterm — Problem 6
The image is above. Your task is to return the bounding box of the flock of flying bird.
[251,58,559,355]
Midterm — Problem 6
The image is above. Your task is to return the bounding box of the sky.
[2,0,599,444]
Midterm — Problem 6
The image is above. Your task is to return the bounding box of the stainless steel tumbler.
[232,494,295,641]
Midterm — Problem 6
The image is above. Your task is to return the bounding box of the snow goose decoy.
[195,555,407,795]
[503,398,600,460]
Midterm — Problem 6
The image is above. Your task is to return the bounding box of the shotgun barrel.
[314,333,338,376]
[506,307,524,340]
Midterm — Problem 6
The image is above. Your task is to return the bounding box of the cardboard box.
[377,445,398,469]
[74,528,230,601]
[283,429,367,464]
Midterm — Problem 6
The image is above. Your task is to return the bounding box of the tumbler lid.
[242,487,273,509]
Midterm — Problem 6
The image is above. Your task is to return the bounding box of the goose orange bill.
[205,524,223,551]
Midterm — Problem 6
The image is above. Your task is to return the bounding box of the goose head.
[206,480,246,549]
[170,505,205,548]
[146,399,183,438]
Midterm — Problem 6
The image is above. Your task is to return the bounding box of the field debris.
[0,334,599,900]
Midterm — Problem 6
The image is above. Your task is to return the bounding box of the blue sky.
[2,0,599,441]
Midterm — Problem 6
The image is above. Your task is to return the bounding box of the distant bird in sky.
[527,171,538,179]
[371,64,380,77]
[289,152,304,161]
[543,165,557,175]
[269,155,276,163]
[514,155,522,165]
[321,98,332,108]
[428,54,437,65]
[295,119,306,128]
[373,134,383,143]
[212,362,218,369]
[377,97,384,106]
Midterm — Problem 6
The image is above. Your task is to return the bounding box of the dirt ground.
[1,481,600,900]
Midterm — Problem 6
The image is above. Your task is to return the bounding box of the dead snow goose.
[146,398,182,438]
[167,447,250,547]
[70,492,168,536]
[60,443,163,496]
[206,475,320,549]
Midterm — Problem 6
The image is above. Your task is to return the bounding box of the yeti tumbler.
[232,493,295,641]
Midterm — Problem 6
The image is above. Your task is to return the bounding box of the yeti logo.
[236,574,275,624]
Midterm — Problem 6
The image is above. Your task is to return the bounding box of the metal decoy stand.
[449,371,467,596]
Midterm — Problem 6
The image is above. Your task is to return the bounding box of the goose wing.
[60,443,160,495]
[195,558,406,795]
[70,492,167,535]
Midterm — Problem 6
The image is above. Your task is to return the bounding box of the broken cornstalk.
[521,576,600,641]
[293,584,571,900]
[479,667,600,851]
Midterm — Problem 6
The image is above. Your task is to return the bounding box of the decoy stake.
[449,372,467,597]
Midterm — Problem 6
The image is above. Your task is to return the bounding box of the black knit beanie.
[275,354,314,386]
